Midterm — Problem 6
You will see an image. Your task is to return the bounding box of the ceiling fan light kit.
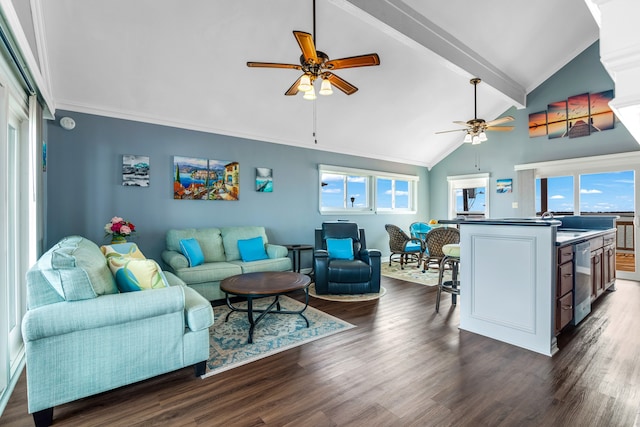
[247,0,380,100]
[319,78,333,95]
[437,77,515,144]
[298,74,312,92]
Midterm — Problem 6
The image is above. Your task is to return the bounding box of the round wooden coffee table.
[220,271,311,344]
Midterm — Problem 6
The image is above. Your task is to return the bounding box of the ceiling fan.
[436,77,515,144]
[246,0,380,99]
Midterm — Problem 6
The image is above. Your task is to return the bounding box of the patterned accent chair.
[314,222,381,295]
[423,227,460,272]
[385,224,424,269]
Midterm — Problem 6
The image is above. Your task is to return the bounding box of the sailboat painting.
[256,167,273,192]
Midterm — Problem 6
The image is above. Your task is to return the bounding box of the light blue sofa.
[22,236,214,427]
[161,226,292,301]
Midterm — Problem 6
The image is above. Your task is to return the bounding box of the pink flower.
[104,216,136,240]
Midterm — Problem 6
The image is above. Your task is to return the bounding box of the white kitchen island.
[443,216,617,357]
[457,220,559,356]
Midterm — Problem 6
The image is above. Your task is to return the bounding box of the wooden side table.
[283,244,314,273]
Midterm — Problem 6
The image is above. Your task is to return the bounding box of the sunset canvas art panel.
[567,93,590,138]
[590,89,615,132]
[528,111,548,138]
[547,101,568,139]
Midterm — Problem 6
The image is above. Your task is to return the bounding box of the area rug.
[308,283,387,302]
[202,296,354,378]
[381,262,449,286]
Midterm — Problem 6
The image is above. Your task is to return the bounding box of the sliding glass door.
[581,170,636,278]
[536,169,638,280]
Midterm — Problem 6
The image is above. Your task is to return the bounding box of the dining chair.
[423,227,460,272]
[384,224,424,269]
[409,222,431,243]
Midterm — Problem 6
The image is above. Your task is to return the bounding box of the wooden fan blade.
[293,31,318,64]
[486,126,514,132]
[326,73,358,95]
[436,129,468,134]
[485,116,515,127]
[247,62,302,70]
[453,121,470,127]
[325,54,380,70]
[285,76,303,96]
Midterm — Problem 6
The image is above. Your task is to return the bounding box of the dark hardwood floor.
[2,276,640,426]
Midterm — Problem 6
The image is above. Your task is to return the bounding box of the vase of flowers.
[104,216,136,244]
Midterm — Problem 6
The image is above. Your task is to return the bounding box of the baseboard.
[0,353,25,419]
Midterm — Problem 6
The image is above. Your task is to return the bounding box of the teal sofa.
[22,236,214,427]
[161,226,292,301]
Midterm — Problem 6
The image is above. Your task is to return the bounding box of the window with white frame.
[447,173,490,219]
[319,164,418,214]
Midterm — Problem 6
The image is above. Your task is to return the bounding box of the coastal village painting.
[173,156,239,200]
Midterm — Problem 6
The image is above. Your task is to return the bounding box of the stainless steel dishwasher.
[573,241,591,325]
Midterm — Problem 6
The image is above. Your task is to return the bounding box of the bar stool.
[436,243,461,312]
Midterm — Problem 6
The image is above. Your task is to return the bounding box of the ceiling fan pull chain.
[313,99,318,144]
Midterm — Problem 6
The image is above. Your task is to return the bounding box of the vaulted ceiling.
[17,0,599,168]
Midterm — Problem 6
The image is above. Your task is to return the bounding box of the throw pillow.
[180,238,205,267]
[107,257,169,292]
[100,242,146,260]
[326,238,354,260]
[237,236,269,262]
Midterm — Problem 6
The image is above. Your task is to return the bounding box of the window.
[535,171,635,215]
[580,170,634,214]
[376,177,413,211]
[455,187,486,217]
[447,173,490,219]
[320,171,371,212]
[319,165,418,214]
[536,175,575,215]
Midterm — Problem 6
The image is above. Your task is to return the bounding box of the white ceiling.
[30,0,599,168]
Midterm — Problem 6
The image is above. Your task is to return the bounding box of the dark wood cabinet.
[603,233,616,290]
[555,245,574,335]
[591,247,604,299]
[556,292,574,333]
[590,232,616,300]
[555,230,616,336]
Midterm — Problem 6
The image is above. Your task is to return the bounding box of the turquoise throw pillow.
[180,238,204,267]
[326,238,354,260]
[237,236,269,262]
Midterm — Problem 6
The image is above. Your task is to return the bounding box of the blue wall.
[46,42,639,266]
[46,112,429,267]
[429,41,640,219]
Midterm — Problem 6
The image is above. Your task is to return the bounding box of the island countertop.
[437,217,616,246]
[438,218,561,226]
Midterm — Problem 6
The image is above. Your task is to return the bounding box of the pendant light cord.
[313,0,316,43]
[311,0,318,144]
